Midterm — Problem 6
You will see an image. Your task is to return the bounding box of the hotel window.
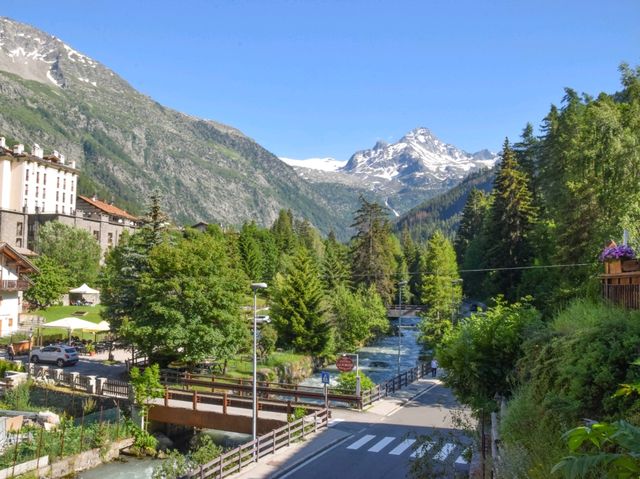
[15,238,22,248]
[35,186,39,198]
[43,188,46,199]
[62,205,65,214]
[63,178,66,189]
[43,173,47,185]
[93,231,100,241]
[71,181,74,192]
[57,177,60,188]
[36,172,40,183]
[24,185,28,196]
[25,170,29,181]
[16,222,23,236]
[108,232,114,247]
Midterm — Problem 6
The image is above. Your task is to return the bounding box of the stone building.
[0,135,140,256]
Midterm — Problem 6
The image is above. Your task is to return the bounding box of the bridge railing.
[181,408,330,479]
[360,362,431,408]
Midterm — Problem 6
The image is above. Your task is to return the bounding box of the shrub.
[189,433,222,465]
[336,372,375,394]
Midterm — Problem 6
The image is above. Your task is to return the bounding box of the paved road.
[274,382,470,479]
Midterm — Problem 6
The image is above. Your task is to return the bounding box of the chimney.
[52,150,60,159]
[13,144,24,155]
[70,160,76,168]
[32,143,43,159]
[59,153,65,165]
[0,137,5,149]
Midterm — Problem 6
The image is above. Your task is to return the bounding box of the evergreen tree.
[513,123,540,200]
[271,209,297,255]
[238,222,264,281]
[483,139,537,299]
[419,230,462,346]
[401,227,421,304]
[322,233,351,292]
[454,188,489,266]
[350,196,396,303]
[271,247,332,358]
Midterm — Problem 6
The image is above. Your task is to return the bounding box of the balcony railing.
[0,280,31,291]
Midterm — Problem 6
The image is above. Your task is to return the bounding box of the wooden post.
[211,375,215,393]
[192,390,197,411]
[272,429,277,454]
[223,392,228,414]
[164,387,169,407]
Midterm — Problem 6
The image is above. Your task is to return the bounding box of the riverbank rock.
[276,356,313,383]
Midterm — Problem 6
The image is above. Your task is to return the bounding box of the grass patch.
[27,306,106,343]
[225,351,310,381]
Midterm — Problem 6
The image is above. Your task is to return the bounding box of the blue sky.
[2,0,639,160]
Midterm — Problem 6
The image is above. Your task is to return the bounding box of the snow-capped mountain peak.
[343,127,498,188]
[280,157,347,172]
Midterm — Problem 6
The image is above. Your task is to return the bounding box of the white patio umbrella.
[42,317,107,342]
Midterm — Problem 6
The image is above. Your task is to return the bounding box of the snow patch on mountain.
[280,157,347,172]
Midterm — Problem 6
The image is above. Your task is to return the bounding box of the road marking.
[347,434,376,450]
[434,443,456,461]
[385,382,440,417]
[388,438,416,455]
[277,434,354,479]
[328,418,345,427]
[410,442,434,458]
[368,436,395,452]
[455,452,469,465]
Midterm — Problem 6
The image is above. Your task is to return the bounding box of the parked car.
[30,345,79,367]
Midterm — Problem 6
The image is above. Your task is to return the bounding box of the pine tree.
[322,233,351,292]
[419,230,462,346]
[483,139,537,298]
[454,188,489,266]
[271,247,332,357]
[349,196,396,303]
[513,123,540,200]
[271,209,297,255]
[238,222,264,281]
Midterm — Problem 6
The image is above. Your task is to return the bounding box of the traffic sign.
[336,356,354,372]
[321,371,330,384]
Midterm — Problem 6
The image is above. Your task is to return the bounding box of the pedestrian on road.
[7,343,15,361]
[430,358,438,378]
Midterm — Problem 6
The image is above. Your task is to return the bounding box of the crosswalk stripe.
[347,434,376,450]
[368,436,395,452]
[410,442,434,458]
[388,439,416,455]
[328,418,345,427]
[434,443,456,461]
[455,454,468,465]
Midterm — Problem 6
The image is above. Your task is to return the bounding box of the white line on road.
[278,434,354,479]
[388,438,416,455]
[385,382,440,417]
[347,434,376,450]
[455,453,469,465]
[368,436,395,452]
[410,442,434,458]
[328,418,345,427]
[434,443,456,461]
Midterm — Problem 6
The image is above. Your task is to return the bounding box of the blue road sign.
[321,372,330,384]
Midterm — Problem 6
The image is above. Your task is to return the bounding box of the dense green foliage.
[34,221,101,287]
[499,301,640,478]
[336,371,375,394]
[24,256,67,309]
[437,298,541,411]
[419,230,462,346]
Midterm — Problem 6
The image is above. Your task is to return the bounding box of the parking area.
[5,348,129,380]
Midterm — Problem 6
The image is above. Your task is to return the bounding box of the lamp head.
[398,280,408,286]
[251,282,268,291]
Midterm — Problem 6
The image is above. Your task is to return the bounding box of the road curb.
[269,430,353,479]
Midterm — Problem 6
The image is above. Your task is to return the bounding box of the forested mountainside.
[394,168,495,241]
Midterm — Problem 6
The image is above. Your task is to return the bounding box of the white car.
[30,345,79,367]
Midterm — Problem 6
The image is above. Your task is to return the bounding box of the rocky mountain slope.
[0,17,354,235]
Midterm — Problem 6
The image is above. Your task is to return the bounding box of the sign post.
[321,372,330,408]
[336,354,360,397]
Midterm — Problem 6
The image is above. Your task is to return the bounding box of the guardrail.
[180,409,329,479]
[161,362,431,409]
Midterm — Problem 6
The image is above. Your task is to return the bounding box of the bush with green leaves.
[336,371,375,394]
[130,425,159,456]
[189,433,222,465]
[152,449,189,479]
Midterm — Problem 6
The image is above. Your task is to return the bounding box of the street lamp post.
[397,280,407,375]
[251,282,267,444]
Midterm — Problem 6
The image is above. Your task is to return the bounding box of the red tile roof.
[77,195,139,221]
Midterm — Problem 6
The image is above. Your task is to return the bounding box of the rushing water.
[76,457,159,478]
[301,316,423,388]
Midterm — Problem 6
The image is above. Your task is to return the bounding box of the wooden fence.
[180,409,329,479]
